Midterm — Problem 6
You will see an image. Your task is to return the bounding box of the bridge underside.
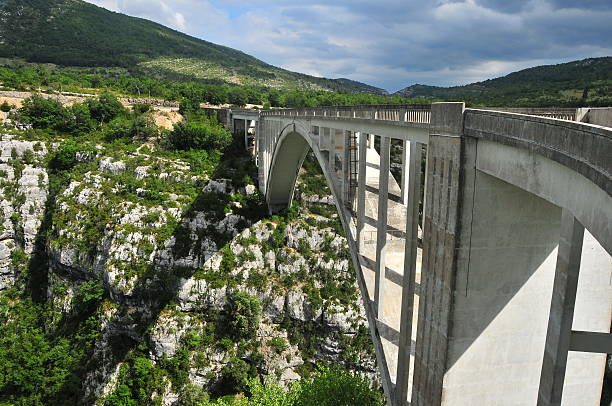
[266,131,310,213]
[231,103,612,406]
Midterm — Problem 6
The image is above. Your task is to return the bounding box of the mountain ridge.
[0,0,387,94]
[393,57,612,106]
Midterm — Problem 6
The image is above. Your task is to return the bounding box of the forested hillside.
[0,61,423,108]
[395,57,612,107]
[0,0,385,94]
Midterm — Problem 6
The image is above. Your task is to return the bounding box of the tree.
[132,115,158,141]
[295,366,384,406]
[0,101,12,112]
[19,94,65,129]
[86,92,124,124]
[228,87,248,107]
[104,116,134,141]
[165,119,232,151]
[178,96,201,115]
[57,103,93,134]
[203,85,228,105]
[225,291,261,340]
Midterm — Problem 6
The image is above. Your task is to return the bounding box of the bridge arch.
[263,121,397,398]
[265,123,314,213]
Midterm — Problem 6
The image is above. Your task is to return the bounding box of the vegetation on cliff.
[0,94,380,405]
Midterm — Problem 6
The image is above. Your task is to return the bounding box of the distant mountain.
[394,57,612,106]
[0,0,386,94]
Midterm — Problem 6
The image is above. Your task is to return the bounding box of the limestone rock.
[98,157,126,174]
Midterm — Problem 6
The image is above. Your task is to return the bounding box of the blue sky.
[84,0,612,92]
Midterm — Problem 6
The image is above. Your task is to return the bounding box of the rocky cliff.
[0,130,376,405]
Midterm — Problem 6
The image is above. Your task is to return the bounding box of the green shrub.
[225,291,261,340]
[87,92,125,124]
[178,384,210,406]
[19,94,65,129]
[132,115,158,140]
[215,358,256,396]
[22,149,35,164]
[133,104,151,114]
[267,338,288,354]
[49,140,79,171]
[217,337,234,352]
[295,366,384,406]
[105,356,165,406]
[74,280,105,309]
[165,119,232,151]
[0,101,11,112]
[60,102,94,134]
[104,116,134,140]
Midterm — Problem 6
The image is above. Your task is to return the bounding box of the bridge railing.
[259,104,584,123]
[480,107,578,121]
[261,104,432,123]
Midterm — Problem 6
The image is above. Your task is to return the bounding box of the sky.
[83,0,612,92]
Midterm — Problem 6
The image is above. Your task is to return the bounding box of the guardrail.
[235,104,589,125]
[480,107,577,121]
[261,104,432,123]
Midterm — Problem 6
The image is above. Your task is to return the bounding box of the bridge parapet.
[480,107,578,120]
[465,108,612,196]
[262,103,432,123]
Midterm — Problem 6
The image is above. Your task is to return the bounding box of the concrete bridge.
[213,103,612,406]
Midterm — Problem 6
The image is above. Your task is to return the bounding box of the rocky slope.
[0,130,376,405]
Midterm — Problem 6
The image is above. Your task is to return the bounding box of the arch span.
[263,122,397,402]
[265,126,312,213]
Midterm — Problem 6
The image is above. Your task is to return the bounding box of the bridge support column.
[244,119,249,151]
[329,128,336,176]
[400,140,411,205]
[357,132,368,251]
[375,136,391,319]
[395,141,422,405]
[412,102,465,406]
[538,209,583,406]
[342,130,351,206]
